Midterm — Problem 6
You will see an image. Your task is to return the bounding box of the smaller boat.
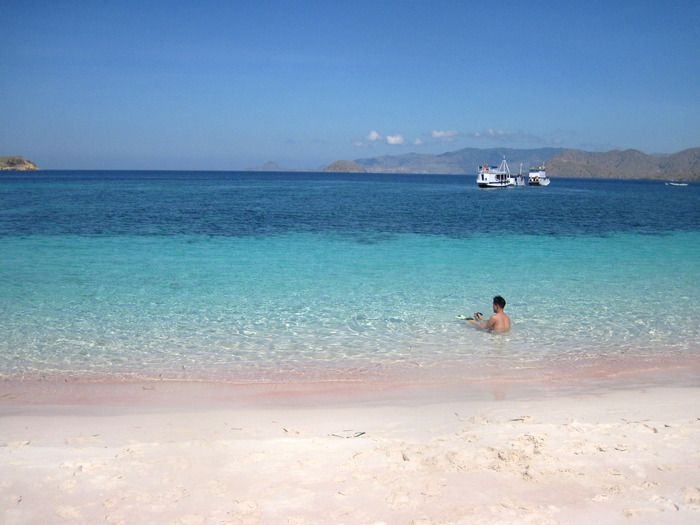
[666,182,688,187]
[512,163,526,187]
[528,164,550,186]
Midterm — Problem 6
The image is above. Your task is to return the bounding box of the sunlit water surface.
[1,172,698,386]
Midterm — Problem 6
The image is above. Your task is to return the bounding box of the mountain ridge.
[343,147,700,180]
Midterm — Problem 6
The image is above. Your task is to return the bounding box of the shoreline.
[2,351,699,409]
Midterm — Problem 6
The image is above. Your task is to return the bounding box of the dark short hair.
[493,295,506,308]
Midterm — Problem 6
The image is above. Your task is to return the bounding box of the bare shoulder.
[492,312,511,332]
[501,313,512,331]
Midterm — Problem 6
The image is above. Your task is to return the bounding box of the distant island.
[324,147,699,181]
[0,156,38,171]
[323,160,366,173]
[250,161,283,171]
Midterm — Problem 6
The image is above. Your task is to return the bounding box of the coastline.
[2,371,700,524]
[2,349,699,407]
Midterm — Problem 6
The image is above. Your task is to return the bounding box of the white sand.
[1,383,700,524]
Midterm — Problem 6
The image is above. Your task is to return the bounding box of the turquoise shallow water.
[0,172,698,383]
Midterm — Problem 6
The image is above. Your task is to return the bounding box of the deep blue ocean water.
[1,171,698,383]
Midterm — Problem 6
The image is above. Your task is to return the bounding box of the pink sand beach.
[2,366,700,525]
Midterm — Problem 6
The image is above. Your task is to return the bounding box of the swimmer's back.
[491,312,511,333]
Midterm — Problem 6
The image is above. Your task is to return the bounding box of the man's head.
[492,295,506,312]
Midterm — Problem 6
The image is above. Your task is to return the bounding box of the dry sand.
[1,381,700,524]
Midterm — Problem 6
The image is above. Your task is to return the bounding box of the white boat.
[477,157,520,188]
[528,164,550,186]
[666,182,688,187]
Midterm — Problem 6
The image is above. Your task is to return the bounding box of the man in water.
[470,295,511,333]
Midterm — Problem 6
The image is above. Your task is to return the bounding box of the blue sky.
[1,0,699,169]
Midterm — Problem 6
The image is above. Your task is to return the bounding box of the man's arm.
[479,316,497,331]
[469,315,496,331]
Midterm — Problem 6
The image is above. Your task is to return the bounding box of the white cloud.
[386,134,404,145]
[431,130,459,139]
[414,138,423,145]
[367,130,382,141]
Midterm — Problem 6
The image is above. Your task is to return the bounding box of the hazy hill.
[323,160,366,173]
[0,156,38,171]
[546,148,700,180]
[658,148,700,180]
[347,147,699,180]
[355,148,565,174]
[249,161,283,171]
